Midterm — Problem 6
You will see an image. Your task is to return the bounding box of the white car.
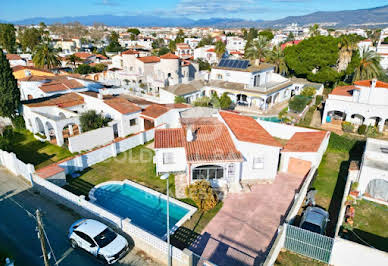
[68,219,128,264]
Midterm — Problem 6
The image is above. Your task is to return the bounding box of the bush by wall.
[288,95,312,113]
[357,124,367,135]
[342,121,354,133]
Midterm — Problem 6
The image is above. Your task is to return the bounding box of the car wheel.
[70,239,78,249]
[97,254,109,265]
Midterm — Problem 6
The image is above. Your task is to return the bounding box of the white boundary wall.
[0,150,34,183]
[31,174,193,266]
[68,126,114,153]
[257,120,318,140]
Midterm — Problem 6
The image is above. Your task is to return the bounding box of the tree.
[285,32,295,42]
[127,28,140,36]
[219,93,232,110]
[0,24,16,53]
[80,110,111,132]
[300,87,316,97]
[245,36,270,65]
[337,35,358,72]
[157,47,170,56]
[194,96,211,107]
[215,40,226,58]
[309,24,320,37]
[367,29,381,46]
[152,38,164,49]
[267,46,288,75]
[168,40,176,53]
[33,43,60,69]
[185,180,218,212]
[196,58,211,71]
[258,29,274,41]
[210,92,220,109]
[175,29,185,43]
[352,48,383,82]
[105,31,122,53]
[19,27,41,53]
[174,96,186,104]
[66,54,82,67]
[197,35,213,47]
[0,51,20,118]
[383,37,388,44]
[247,28,258,41]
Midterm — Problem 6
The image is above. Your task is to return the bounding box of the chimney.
[371,79,377,89]
[186,126,194,142]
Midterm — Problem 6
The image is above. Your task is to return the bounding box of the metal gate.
[284,224,334,263]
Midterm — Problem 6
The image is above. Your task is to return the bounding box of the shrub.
[12,116,25,130]
[351,182,359,191]
[366,125,378,137]
[357,124,367,135]
[174,96,186,104]
[315,95,323,106]
[300,86,316,97]
[219,93,232,110]
[185,180,218,212]
[288,95,312,113]
[342,121,354,133]
[194,96,211,107]
[80,110,111,132]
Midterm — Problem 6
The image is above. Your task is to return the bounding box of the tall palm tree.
[245,36,270,65]
[33,43,60,69]
[353,48,382,82]
[215,40,226,58]
[309,24,320,37]
[66,54,82,67]
[267,46,288,75]
[337,36,357,72]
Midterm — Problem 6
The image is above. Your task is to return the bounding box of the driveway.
[0,168,159,266]
[194,173,305,266]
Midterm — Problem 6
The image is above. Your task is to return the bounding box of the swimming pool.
[89,180,196,239]
[259,116,282,123]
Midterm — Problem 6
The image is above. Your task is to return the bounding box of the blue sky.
[1,0,387,21]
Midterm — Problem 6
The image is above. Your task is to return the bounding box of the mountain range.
[3,5,388,28]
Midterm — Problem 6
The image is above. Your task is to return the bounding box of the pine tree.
[0,50,20,118]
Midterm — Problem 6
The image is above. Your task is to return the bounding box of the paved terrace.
[191,172,305,266]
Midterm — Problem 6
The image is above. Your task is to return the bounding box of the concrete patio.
[191,172,306,265]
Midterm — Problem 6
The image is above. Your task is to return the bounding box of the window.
[253,155,264,169]
[228,164,235,178]
[217,74,223,80]
[74,231,95,246]
[163,152,175,164]
[130,118,137,126]
[192,165,224,180]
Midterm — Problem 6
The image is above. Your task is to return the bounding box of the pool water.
[259,116,282,123]
[93,183,190,238]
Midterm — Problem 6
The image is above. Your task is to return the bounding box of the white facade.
[193,45,218,65]
[226,37,246,53]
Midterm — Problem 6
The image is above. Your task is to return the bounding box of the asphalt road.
[0,168,158,266]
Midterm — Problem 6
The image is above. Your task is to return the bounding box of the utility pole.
[36,210,50,266]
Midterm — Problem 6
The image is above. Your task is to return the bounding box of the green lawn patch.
[341,200,388,252]
[275,251,324,266]
[6,129,73,169]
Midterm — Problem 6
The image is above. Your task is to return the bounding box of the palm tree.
[245,36,270,65]
[66,54,82,67]
[168,40,176,53]
[267,46,288,75]
[33,43,60,69]
[353,48,383,82]
[337,36,357,72]
[309,24,320,37]
[215,40,226,58]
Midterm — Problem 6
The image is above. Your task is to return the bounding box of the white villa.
[322,79,388,132]
[193,45,218,65]
[356,138,388,202]
[154,109,330,190]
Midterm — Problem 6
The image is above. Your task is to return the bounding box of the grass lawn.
[297,105,315,127]
[275,251,325,266]
[341,200,388,252]
[6,129,73,169]
[64,144,223,249]
[309,133,365,236]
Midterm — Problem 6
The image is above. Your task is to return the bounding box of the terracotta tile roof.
[36,164,65,179]
[160,53,179,59]
[39,79,84,93]
[104,98,141,114]
[95,54,108,60]
[283,131,328,152]
[6,54,22,60]
[19,75,50,81]
[176,43,190,49]
[155,128,185,148]
[26,93,84,108]
[12,65,53,74]
[330,85,357,96]
[141,104,169,119]
[220,111,282,147]
[354,80,388,89]
[206,48,215,52]
[136,56,160,63]
[154,119,243,162]
[74,52,94,59]
[122,49,139,55]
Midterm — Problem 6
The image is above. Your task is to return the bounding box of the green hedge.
[289,95,312,113]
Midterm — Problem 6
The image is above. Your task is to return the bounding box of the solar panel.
[218,59,249,69]
[231,60,239,68]
[241,60,249,69]
[218,59,226,67]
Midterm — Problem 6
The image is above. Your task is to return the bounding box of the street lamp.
[160,173,171,266]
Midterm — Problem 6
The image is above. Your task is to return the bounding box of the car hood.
[99,235,128,257]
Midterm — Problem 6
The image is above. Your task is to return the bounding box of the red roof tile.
[283,131,328,152]
[36,164,65,179]
[104,98,141,114]
[136,56,160,63]
[74,52,94,59]
[122,50,139,55]
[141,104,169,119]
[27,93,85,108]
[160,53,179,59]
[354,80,388,89]
[206,48,215,52]
[6,54,22,60]
[330,85,357,96]
[39,79,84,93]
[155,128,185,148]
[220,111,282,147]
[12,65,53,74]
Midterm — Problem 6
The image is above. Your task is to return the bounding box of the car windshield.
[301,222,321,234]
[94,228,117,248]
